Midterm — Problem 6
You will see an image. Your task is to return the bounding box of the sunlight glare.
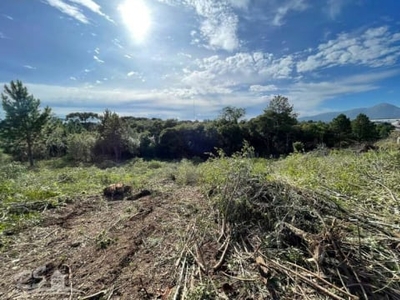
[118,0,151,43]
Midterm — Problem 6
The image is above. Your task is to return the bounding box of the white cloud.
[297,26,400,72]
[93,55,104,63]
[249,84,278,93]
[112,39,124,49]
[155,0,243,51]
[272,0,307,26]
[127,71,144,80]
[178,52,192,59]
[154,0,180,6]
[192,52,294,81]
[0,32,7,39]
[20,82,222,119]
[23,65,36,70]
[45,0,89,24]
[326,0,353,19]
[68,0,114,22]
[285,70,399,115]
[181,70,235,95]
[70,76,77,80]
[2,14,13,20]
[177,52,294,99]
[186,0,240,51]
[6,67,397,120]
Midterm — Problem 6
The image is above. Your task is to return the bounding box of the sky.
[0,0,399,120]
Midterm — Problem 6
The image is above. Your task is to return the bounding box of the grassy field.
[1,143,399,299]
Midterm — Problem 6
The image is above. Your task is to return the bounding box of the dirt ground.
[3,178,399,299]
[0,183,210,299]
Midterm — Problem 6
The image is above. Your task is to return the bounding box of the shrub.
[292,141,304,153]
[67,132,97,162]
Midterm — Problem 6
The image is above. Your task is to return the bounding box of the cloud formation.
[2,14,13,20]
[187,0,240,51]
[69,0,113,22]
[93,55,104,63]
[44,0,112,24]
[326,0,349,19]
[297,26,400,72]
[3,0,400,119]
[249,85,278,93]
[272,0,307,26]
[45,0,89,23]
[186,52,294,86]
[286,70,398,116]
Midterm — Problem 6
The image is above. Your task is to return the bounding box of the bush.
[175,159,199,186]
[67,132,97,162]
[292,141,304,153]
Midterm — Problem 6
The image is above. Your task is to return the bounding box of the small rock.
[70,241,81,248]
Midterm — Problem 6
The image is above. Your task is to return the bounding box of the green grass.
[0,158,178,242]
[270,149,400,216]
[1,146,400,298]
[2,145,399,249]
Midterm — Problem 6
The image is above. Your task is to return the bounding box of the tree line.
[0,80,395,166]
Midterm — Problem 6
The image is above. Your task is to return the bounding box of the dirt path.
[0,184,208,299]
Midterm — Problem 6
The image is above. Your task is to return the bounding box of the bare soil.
[0,183,209,299]
[2,178,399,299]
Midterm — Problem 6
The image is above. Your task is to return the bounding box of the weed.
[95,230,115,250]
[175,159,199,186]
[186,282,217,299]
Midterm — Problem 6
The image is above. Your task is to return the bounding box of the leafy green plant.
[186,283,217,299]
[66,132,97,162]
[292,141,304,153]
[95,230,115,250]
[175,159,199,186]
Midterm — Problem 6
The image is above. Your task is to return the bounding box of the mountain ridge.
[299,103,400,122]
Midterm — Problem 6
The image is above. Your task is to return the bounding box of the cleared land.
[0,146,399,299]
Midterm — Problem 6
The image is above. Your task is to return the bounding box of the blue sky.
[0,0,399,120]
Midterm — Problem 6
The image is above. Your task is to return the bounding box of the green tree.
[375,122,395,139]
[157,127,186,159]
[267,95,297,117]
[97,110,126,161]
[330,114,351,147]
[41,116,67,158]
[0,80,51,166]
[351,113,378,142]
[218,106,245,124]
[295,121,333,150]
[249,95,297,155]
[215,106,246,155]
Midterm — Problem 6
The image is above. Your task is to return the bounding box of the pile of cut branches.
[174,164,400,299]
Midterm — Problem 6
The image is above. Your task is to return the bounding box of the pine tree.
[1,80,51,166]
[351,113,378,142]
[330,114,351,147]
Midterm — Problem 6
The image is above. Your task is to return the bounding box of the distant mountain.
[299,103,400,122]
